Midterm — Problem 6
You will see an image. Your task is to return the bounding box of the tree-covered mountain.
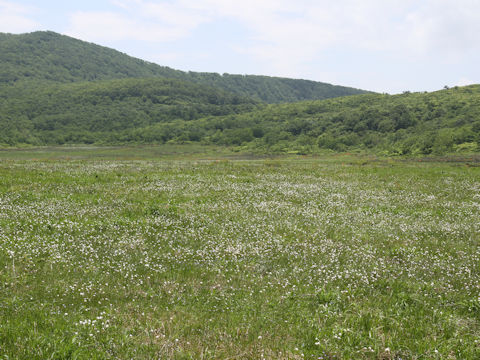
[0,78,258,145]
[1,31,478,155]
[207,85,480,155]
[0,31,367,103]
[1,77,479,155]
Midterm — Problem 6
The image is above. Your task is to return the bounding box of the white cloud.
[66,0,480,57]
[456,78,475,87]
[63,0,479,89]
[67,0,210,43]
[68,11,191,42]
[0,0,40,33]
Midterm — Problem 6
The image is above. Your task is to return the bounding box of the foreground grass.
[0,154,479,359]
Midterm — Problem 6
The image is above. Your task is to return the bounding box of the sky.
[1,0,479,94]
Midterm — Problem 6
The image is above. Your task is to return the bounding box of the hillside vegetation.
[1,31,478,155]
[2,80,479,155]
[211,85,480,155]
[0,78,258,145]
[0,31,366,103]
[1,158,479,358]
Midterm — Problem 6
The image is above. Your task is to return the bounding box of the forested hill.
[0,31,367,103]
[0,78,258,145]
[211,85,480,155]
[1,80,479,155]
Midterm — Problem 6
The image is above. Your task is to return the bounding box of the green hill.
[1,77,479,155]
[0,78,258,145]
[206,85,480,155]
[0,31,367,103]
[1,31,478,155]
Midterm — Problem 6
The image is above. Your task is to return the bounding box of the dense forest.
[1,76,479,155]
[210,85,480,155]
[0,78,258,145]
[1,31,479,155]
[0,31,366,103]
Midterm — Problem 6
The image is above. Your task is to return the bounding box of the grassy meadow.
[0,148,479,359]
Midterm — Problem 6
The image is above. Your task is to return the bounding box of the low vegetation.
[0,152,479,358]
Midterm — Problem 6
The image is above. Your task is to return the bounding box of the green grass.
[0,144,240,161]
[0,150,479,359]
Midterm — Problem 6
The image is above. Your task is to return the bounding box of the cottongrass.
[0,157,479,359]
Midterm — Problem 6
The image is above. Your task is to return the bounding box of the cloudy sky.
[1,0,479,93]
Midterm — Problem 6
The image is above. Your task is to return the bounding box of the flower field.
[0,155,479,359]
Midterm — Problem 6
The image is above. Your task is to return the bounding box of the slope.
[205,85,480,155]
[0,31,368,103]
[1,82,479,155]
[0,78,258,145]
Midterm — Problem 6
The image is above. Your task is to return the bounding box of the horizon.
[1,0,479,94]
